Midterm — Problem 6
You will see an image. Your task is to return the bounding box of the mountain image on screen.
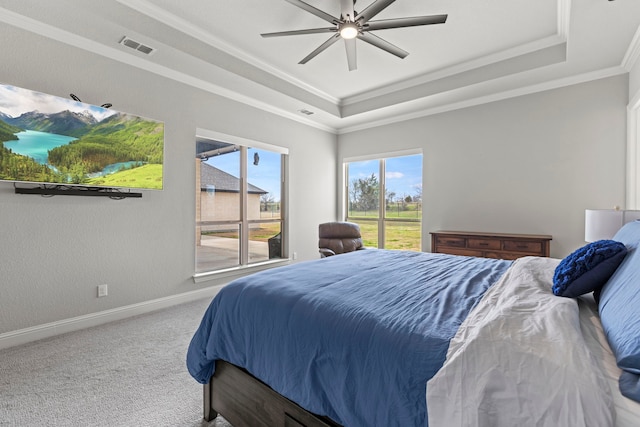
[0,83,164,190]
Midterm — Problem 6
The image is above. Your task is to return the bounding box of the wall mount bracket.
[14,184,142,199]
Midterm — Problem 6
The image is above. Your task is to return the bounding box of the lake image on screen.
[0,83,164,190]
[4,130,77,164]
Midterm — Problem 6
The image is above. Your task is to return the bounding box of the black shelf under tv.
[14,185,142,198]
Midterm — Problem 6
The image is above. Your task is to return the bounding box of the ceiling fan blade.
[357,0,395,24]
[340,0,355,22]
[284,0,338,24]
[365,14,447,31]
[261,27,336,37]
[299,34,341,64]
[344,38,357,71]
[358,32,408,59]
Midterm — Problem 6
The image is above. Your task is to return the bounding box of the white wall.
[628,55,640,209]
[0,19,632,344]
[0,25,337,336]
[339,76,629,258]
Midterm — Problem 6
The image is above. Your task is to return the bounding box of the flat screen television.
[0,82,164,191]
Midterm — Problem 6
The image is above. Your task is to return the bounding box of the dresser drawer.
[503,240,542,254]
[430,231,552,260]
[438,247,484,257]
[486,251,524,260]
[468,238,501,250]
[435,236,466,248]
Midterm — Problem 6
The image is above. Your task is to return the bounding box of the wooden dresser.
[430,231,552,260]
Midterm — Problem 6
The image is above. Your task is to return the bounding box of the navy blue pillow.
[619,371,640,402]
[552,240,627,298]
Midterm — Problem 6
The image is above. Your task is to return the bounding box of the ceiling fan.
[261,0,447,71]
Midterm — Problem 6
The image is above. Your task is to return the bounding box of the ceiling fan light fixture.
[262,0,448,70]
[339,22,359,39]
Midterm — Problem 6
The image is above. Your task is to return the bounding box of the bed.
[187,221,640,427]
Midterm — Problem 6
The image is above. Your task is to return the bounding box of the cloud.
[386,171,404,179]
[0,83,116,121]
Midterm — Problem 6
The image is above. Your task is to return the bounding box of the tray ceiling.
[0,0,639,133]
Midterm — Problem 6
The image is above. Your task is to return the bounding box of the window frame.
[344,149,423,251]
[194,128,288,280]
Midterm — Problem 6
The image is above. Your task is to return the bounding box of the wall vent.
[119,36,156,55]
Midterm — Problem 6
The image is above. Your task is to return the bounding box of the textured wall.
[339,76,629,259]
[0,25,337,335]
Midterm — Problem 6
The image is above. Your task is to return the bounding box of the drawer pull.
[478,242,489,247]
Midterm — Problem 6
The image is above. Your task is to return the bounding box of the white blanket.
[427,256,615,427]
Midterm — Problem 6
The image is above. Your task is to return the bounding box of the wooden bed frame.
[204,360,342,427]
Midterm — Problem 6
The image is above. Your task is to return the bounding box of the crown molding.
[622,24,640,72]
[338,66,627,134]
[341,0,569,106]
[341,35,566,108]
[115,0,340,106]
[0,6,337,134]
[118,0,571,124]
[1,2,632,136]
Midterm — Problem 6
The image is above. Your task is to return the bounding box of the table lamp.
[585,209,640,242]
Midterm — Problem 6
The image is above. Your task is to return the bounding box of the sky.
[203,148,282,200]
[204,151,422,202]
[347,154,423,200]
[0,83,117,121]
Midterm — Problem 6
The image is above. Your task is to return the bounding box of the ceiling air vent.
[119,36,156,55]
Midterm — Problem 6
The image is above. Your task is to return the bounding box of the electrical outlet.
[98,284,108,298]
[292,251,298,260]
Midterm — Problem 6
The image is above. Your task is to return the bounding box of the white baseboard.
[0,285,223,350]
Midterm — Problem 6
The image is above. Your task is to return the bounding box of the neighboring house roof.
[200,162,267,194]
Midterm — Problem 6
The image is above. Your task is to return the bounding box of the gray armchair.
[318,222,365,258]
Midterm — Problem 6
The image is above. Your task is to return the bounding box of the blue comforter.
[187,249,511,427]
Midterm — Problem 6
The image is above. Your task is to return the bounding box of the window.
[195,131,287,273]
[345,152,422,251]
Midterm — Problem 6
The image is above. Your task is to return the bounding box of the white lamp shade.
[585,209,640,242]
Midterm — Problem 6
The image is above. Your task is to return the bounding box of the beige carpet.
[0,298,233,427]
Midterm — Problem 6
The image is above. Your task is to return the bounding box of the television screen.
[0,83,164,190]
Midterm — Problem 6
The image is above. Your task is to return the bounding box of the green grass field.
[86,164,163,190]
[206,221,421,250]
[354,220,421,251]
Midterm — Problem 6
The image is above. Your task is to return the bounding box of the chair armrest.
[319,248,336,258]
